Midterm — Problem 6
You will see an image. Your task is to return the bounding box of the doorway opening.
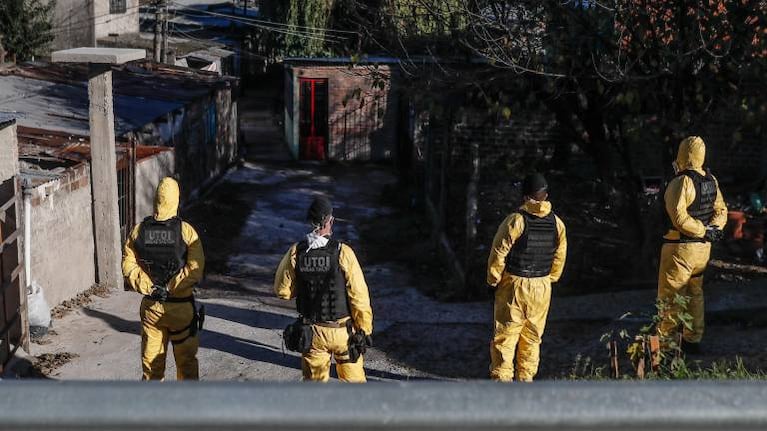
[298,78,329,160]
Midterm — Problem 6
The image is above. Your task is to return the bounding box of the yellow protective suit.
[274,242,373,383]
[487,199,567,381]
[658,136,727,345]
[122,177,205,380]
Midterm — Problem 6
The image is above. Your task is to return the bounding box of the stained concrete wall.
[51,0,94,50]
[52,0,140,51]
[0,122,19,181]
[94,0,140,39]
[28,164,96,307]
[135,150,175,221]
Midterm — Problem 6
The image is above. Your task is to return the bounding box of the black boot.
[681,340,702,355]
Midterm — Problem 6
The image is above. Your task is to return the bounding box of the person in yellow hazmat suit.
[122,177,205,380]
[274,196,373,382]
[487,173,567,382]
[658,136,727,354]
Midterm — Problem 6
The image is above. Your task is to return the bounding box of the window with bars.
[110,0,127,14]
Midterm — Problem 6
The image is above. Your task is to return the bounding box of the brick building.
[283,58,400,161]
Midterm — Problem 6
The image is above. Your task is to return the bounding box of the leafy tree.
[0,0,55,61]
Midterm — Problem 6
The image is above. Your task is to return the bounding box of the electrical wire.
[173,1,358,35]
[169,2,347,42]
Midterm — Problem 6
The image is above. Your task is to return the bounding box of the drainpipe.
[22,180,31,292]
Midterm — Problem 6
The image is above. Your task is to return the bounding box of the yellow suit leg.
[302,325,332,382]
[657,243,710,343]
[332,326,366,383]
[165,302,199,381]
[685,274,705,343]
[490,277,524,381]
[515,277,552,381]
[141,299,168,380]
[171,336,200,380]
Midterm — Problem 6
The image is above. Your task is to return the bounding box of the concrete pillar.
[87,65,122,288]
[52,48,145,289]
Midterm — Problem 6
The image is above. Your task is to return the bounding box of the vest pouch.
[284,319,314,354]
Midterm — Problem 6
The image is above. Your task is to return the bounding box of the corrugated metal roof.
[0,75,178,136]
[0,61,237,136]
[17,126,169,163]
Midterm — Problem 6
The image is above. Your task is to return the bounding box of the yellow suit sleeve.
[550,216,568,283]
[274,244,298,300]
[710,176,728,229]
[486,213,525,286]
[121,224,154,295]
[665,176,706,239]
[339,244,373,335]
[167,222,205,296]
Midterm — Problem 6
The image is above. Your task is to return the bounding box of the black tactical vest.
[295,239,350,322]
[505,211,558,278]
[667,170,717,241]
[134,217,187,285]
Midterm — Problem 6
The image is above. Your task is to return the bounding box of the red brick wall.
[289,64,399,161]
[29,163,90,207]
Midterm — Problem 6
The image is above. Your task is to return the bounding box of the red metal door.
[298,78,329,160]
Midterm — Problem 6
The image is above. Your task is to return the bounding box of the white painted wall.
[0,123,19,181]
[28,168,96,307]
[94,0,140,39]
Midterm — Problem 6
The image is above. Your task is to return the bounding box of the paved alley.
[29,158,494,381]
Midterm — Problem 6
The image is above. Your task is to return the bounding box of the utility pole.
[161,0,169,64]
[51,48,146,291]
[153,0,161,62]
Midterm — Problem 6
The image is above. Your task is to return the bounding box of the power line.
[169,3,348,43]
[172,3,359,35]
[170,5,345,42]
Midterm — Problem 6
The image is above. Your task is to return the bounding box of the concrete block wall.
[288,65,398,161]
[27,163,96,307]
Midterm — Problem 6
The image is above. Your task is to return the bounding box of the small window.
[110,0,127,14]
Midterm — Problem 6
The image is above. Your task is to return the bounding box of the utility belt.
[143,294,195,303]
[507,268,551,278]
[283,316,370,362]
[664,233,708,244]
[664,238,707,244]
[312,317,352,328]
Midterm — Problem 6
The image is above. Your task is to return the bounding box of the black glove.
[704,227,724,243]
[347,331,370,363]
[149,285,168,301]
